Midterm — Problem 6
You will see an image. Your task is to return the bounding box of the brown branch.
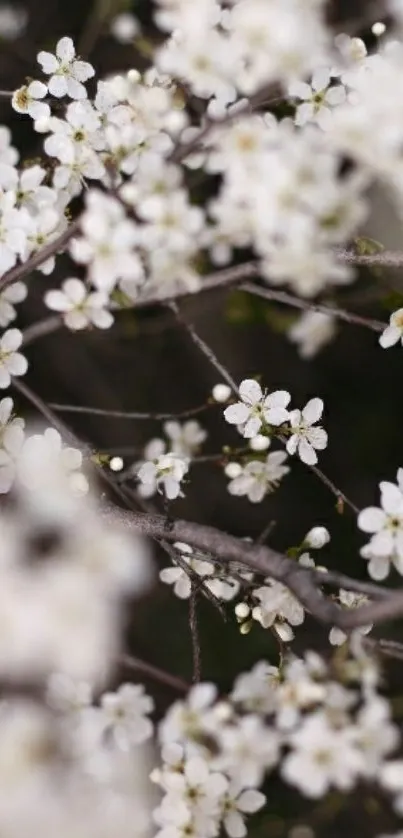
[241,282,385,334]
[337,248,403,268]
[102,504,403,630]
[0,220,81,292]
[189,587,202,683]
[48,401,211,421]
[118,653,190,693]
[168,300,238,392]
[22,316,63,348]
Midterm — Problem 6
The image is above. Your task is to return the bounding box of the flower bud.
[235,602,250,620]
[304,526,330,549]
[249,434,270,452]
[212,383,232,403]
[225,462,242,479]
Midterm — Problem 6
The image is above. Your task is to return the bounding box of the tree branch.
[0,220,81,292]
[48,401,211,421]
[102,504,403,630]
[241,282,385,333]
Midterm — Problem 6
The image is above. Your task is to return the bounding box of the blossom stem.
[103,503,403,630]
[118,653,190,693]
[242,281,385,333]
[189,586,202,683]
[48,401,211,421]
[167,301,239,393]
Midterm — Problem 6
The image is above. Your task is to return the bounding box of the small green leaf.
[353,236,385,256]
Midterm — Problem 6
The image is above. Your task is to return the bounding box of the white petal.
[286,435,298,456]
[264,406,289,426]
[6,353,27,376]
[63,278,86,304]
[381,483,403,515]
[302,397,323,425]
[45,290,70,312]
[224,402,250,425]
[48,75,68,98]
[289,81,311,100]
[37,51,59,74]
[1,329,22,352]
[243,415,261,438]
[298,438,318,465]
[358,507,386,533]
[379,326,400,348]
[56,37,75,63]
[224,812,246,838]
[308,427,328,450]
[312,67,330,91]
[368,555,390,580]
[239,379,262,406]
[237,790,266,813]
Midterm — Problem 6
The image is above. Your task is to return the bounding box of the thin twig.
[118,653,190,693]
[22,316,63,347]
[309,463,360,515]
[169,84,281,164]
[256,519,277,545]
[49,401,211,421]
[168,301,238,393]
[313,569,395,599]
[364,637,403,662]
[189,586,202,683]
[241,282,385,333]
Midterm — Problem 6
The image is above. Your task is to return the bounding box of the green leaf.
[353,236,385,256]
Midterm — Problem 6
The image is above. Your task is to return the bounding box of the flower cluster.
[224,379,327,465]
[358,469,403,579]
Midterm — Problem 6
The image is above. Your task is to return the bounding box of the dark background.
[2,1,403,835]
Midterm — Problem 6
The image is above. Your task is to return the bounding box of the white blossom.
[288,311,337,359]
[286,398,328,465]
[224,380,290,439]
[379,308,403,349]
[138,453,189,500]
[304,526,330,549]
[227,451,290,503]
[12,82,50,121]
[37,37,94,100]
[99,683,154,749]
[252,577,305,640]
[0,328,27,388]
[45,277,113,331]
[0,281,26,328]
[358,472,403,579]
[289,68,346,130]
[164,420,207,458]
[281,710,363,797]
[0,396,24,492]
[230,661,279,714]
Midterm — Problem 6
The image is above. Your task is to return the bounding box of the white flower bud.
[275,622,294,642]
[304,526,330,549]
[235,602,250,620]
[329,626,346,646]
[371,21,386,36]
[110,456,124,472]
[225,462,242,479]
[249,434,271,451]
[212,383,232,403]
